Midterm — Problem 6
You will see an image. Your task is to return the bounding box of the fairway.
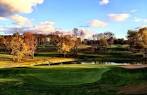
[0,64,146,95]
[0,64,110,85]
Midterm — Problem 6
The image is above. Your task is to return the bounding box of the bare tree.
[93,32,114,49]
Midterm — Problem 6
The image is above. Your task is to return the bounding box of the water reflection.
[35,60,130,66]
[80,61,125,65]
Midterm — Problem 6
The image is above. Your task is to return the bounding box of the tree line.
[0,27,147,62]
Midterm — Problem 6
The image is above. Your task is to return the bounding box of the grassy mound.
[0,65,146,95]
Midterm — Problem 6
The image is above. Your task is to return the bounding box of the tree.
[114,38,125,45]
[127,30,144,49]
[50,34,80,57]
[99,37,108,48]
[50,34,61,45]
[23,32,37,58]
[4,32,36,62]
[72,37,81,56]
[0,36,5,47]
[4,36,13,53]
[104,32,115,46]
[127,30,137,48]
[73,28,79,37]
[57,35,75,57]
[93,32,114,49]
[73,28,85,40]
[9,33,28,62]
[138,27,147,48]
[0,36,4,45]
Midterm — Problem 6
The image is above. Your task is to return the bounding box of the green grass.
[0,45,146,95]
[0,65,146,95]
[0,64,109,85]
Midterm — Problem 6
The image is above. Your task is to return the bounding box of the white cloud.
[33,21,56,34]
[99,0,110,5]
[0,0,44,17]
[0,0,44,26]
[10,15,32,26]
[108,13,130,22]
[90,19,107,28]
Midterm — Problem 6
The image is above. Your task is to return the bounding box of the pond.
[35,60,131,66]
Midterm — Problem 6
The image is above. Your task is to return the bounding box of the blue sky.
[0,0,147,38]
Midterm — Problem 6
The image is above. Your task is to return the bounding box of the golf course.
[0,64,147,95]
[0,44,146,95]
[1,0,147,95]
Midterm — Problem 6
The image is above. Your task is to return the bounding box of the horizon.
[0,0,147,39]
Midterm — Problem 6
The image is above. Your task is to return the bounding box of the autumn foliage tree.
[9,33,27,62]
[127,28,147,50]
[138,27,147,48]
[50,34,80,57]
[0,36,6,52]
[57,35,75,57]
[23,32,37,58]
[99,37,108,48]
[4,32,36,62]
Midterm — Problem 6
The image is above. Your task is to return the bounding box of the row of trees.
[0,27,146,62]
[0,30,82,62]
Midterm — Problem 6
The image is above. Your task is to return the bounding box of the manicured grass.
[0,64,110,85]
[0,65,146,95]
[0,45,146,95]
[0,64,110,95]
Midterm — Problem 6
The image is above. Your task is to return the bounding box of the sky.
[0,0,147,38]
